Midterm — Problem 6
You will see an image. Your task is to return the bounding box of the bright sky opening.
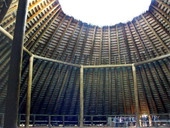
[59,0,151,26]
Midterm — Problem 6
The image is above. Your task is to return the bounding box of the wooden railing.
[1,113,170,127]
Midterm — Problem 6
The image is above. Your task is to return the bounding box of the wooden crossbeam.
[34,55,80,67]
[83,64,132,69]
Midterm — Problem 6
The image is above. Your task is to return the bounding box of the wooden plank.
[108,27,111,64]
[138,66,158,113]
[137,67,151,114]
[99,28,103,64]
[155,0,170,9]
[25,3,60,36]
[126,23,142,62]
[120,68,126,113]
[89,26,97,64]
[25,9,62,50]
[78,26,90,64]
[4,0,29,127]
[122,25,132,63]
[125,68,134,113]
[145,64,166,112]
[52,67,70,113]
[134,18,159,56]
[131,21,150,59]
[44,64,66,113]
[148,11,170,35]
[151,5,170,26]
[69,24,84,63]
[59,22,79,59]
[116,25,121,64]
[50,17,73,58]
[27,0,54,23]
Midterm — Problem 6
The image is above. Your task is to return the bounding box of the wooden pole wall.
[25,55,34,128]
[80,65,84,127]
[4,0,29,127]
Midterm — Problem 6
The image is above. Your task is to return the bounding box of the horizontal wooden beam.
[0,26,33,56]
[83,64,132,69]
[135,53,170,66]
[0,26,13,40]
[17,112,170,117]
[34,55,80,68]
[23,47,33,56]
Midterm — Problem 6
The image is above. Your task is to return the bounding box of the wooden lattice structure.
[0,0,170,127]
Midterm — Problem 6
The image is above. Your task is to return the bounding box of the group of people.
[108,116,137,127]
[108,115,160,127]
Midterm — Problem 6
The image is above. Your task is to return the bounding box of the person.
[107,117,112,126]
[152,115,158,127]
[132,116,135,126]
[113,117,117,127]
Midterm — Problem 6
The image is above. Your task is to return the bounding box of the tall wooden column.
[132,64,140,127]
[25,55,34,128]
[80,65,84,127]
[4,0,29,127]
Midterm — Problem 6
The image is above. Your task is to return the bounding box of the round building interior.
[0,0,170,127]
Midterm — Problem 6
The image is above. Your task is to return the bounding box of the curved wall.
[0,0,170,115]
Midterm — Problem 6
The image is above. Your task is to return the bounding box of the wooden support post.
[0,114,4,127]
[91,116,93,126]
[132,64,140,127]
[33,115,35,127]
[25,55,34,128]
[48,115,51,127]
[80,65,84,127]
[4,0,29,127]
[63,116,65,127]
[148,115,152,127]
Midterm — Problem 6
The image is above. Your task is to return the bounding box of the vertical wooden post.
[0,114,4,127]
[148,115,152,127]
[26,55,34,128]
[63,116,65,126]
[80,65,84,127]
[4,0,29,127]
[18,114,21,127]
[132,64,140,127]
[48,115,51,127]
[33,115,35,127]
[91,116,93,126]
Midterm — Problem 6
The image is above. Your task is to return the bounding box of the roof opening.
[59,0,151,26]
